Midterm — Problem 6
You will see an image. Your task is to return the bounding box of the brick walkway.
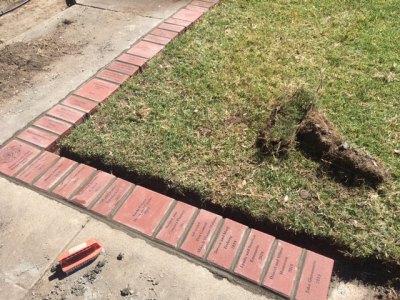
[0,1,334,299]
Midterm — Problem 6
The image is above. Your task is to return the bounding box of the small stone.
[299,189,312,200]
[50,264,58,273]
[117,253,124,261]
[120,286,133,297]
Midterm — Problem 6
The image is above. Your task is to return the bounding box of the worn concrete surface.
[76,0,189,19]
[0,0,190,144]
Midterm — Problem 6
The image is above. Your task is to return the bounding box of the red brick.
[46,105,85,125]
[157,22,185,34]
[165,17,192,27]
[107,61,139,76]
[62,95,98,114]
[156,202,197,247]
[113,186,174,236]
[16,151,59,184]
[53,164,96,199]
[34,158,77,191]
[71,171,114,208]
[190,0,216,8]
[173,9,203,23]
[96,69,129,85]
[234,229,275,283]
[18,127,58,150]
[34,116,72,136]
[74,78,119,103]
[150,28,179,39]
[180,209,222,258]
[207,219,247,270]
[186,4,208,13]
[263,241,303,298]
[117,54,148,68]
[143,34,171,46]
[295,251,334,300]
[0,140,40,176]
[199,0,218,3]
[127,41,164,59]
[91,178,132,217]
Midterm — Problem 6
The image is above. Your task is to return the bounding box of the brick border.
[0,1,334,299]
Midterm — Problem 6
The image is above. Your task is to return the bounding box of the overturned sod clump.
[297,110,388,186]
[256,89,316,156]
[257,90,388,186]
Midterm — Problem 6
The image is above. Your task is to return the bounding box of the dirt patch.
[297,110,388,186]
[256,89,316,156]
[0,0,19,11]
[0,24,84,102]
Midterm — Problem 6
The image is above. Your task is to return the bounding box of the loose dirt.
[0,23,85,102]
[0,0,66,42]
[297,109,388,186]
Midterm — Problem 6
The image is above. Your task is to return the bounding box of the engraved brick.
[186,4,208,13]
[46,104,85,125]
[295,251,334,300]
[117,54,148,68]
[234,229,275,283]
[71,171,115,208]
[18,127,58,150]
[113,186,174,236]
[127,41,164,59]
[263,241,303,298]
[16,151,59,184]
[53,164,96,199]
[180,209,222,258]
[157,22,185,34]
[34,158,77,191]
[207,219,247,270]
[190,0,216,8]
[107,61,139,76]
[173,9,203,23]
[96,69,129,85]
[91,178,132,217]
[74,78,119,103]
[143,34,171,46]
[0,140,40,176]
[150,28,179,39]
[62,95,98,114]
[165,17,192,27]
[156,201,197,247]
[34,116,72,136]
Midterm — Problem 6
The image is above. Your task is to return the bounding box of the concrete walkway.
[0,1,377,299]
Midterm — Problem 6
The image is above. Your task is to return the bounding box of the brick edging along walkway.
[0,1,334,299]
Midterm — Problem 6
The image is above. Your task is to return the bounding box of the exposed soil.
[297,109,388,186]
[0,24,84,102]
[0,0,66,43]
[256,89,315,156]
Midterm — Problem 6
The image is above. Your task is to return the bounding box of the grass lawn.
[61,0,400,264]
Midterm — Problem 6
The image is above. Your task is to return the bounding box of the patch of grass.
[257,88,316,155]
[62,0,400,264]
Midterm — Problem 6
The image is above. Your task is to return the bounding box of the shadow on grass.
[61,147,400,289]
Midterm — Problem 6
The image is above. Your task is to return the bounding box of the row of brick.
[13,0,217,152]
[0,139,333,299]
[0,0,334,299]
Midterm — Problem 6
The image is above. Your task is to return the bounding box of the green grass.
[61,0,400,264]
